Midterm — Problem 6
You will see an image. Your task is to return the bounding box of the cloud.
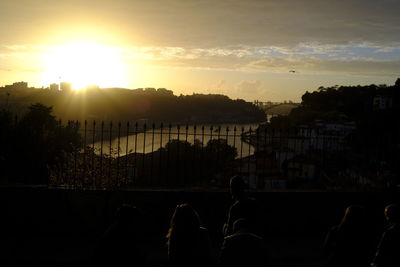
[236,80,264,94]
[2,43,400,77]
[249,57,400,76]
[230,80,291,101]
[1,0,400,48]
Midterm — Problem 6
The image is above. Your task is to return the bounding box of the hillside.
[0,86,266,124]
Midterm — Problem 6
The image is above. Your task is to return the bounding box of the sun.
[42,41,128,90]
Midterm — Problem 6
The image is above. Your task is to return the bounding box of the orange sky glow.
[1,0,399,101]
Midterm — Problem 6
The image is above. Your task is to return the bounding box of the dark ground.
[0,187,398,266]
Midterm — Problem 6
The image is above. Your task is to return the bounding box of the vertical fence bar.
[74,121,78,187]
[159,123,164,186]
[176,125,181,186]
[247,127,252,187]
[150,123,155,186]
[67,121,71,185]
[201,126,205,183]
[321,128,326,167]
[92,120,96,188]
[263,126,268,189]
[142,123,147,186]
[83,120,87,186]
[277,128,283,187]
[255,126,260,187]
[134,122,138,186]
[233,126,237,177]
[270,128,275,189]
[184,125,189,186]
[209,126,214,185]
[108,121,113,187]
[192,125,197,182]
[117,122,121,187]
[58,119,62,186]
[284,128,290,179]
[225,126,229,185]
[233,126,237,152]
[216,126,221,185]
[300,127,305,155]
[100,121,104,187]
[167,124,172,186]
[239,127,244,174]
[125,122,130,185]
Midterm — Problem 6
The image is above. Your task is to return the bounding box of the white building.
[373,95,393,110]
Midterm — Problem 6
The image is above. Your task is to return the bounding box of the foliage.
[271,80,400,175]
[0,103,81,184]
[0,87,265,124]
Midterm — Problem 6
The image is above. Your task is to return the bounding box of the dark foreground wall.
[0,187,399,265]
[1,188,399,236]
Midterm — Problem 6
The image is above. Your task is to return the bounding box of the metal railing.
[48,120,383,190]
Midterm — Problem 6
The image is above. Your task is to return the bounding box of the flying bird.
[289,70,296,73]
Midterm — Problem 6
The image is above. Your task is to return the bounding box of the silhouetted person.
[166,203,211,267]
[93,204,147,267]
[371,204,400,267]
[220,218,266,267]
[223,176,258,237]
[323,205,373,267]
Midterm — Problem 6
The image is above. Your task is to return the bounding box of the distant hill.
[270,79,400,130]
[266,103,299,116]
[0,86,266,124]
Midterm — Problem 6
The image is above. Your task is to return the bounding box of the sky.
[1,0,400,101]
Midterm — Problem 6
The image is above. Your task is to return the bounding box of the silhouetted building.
[4,81,28,90]
[50,83,59,91]
[60,82,72,91]
[373,95,393,110]
[286,155,319,181]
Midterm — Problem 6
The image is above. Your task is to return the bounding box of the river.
[93,123,260,158]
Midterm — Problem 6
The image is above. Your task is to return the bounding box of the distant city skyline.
[1,0,399,102]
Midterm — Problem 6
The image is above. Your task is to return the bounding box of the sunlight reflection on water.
[92,124,258,158]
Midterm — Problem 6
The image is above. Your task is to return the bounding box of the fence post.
[108,121,113,187]
[150,123,155,186]
[100,121,104,188]
[159,123,164,186]
[92,120,96,188]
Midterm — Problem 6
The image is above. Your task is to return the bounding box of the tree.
[7,103,81,184]
[395,78,400,88]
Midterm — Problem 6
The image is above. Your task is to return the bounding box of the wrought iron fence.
[2,113,396,190]
[48,120,379,190]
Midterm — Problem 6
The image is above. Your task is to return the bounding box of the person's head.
[232,218,249,234]
[230,175,246,200]
[167,203,202,239]
[384,204,400,224]
[340,205,366,227]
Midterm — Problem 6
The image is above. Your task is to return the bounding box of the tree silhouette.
[3,103,81,184]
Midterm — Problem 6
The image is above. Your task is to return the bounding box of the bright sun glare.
[42,41,128,90]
